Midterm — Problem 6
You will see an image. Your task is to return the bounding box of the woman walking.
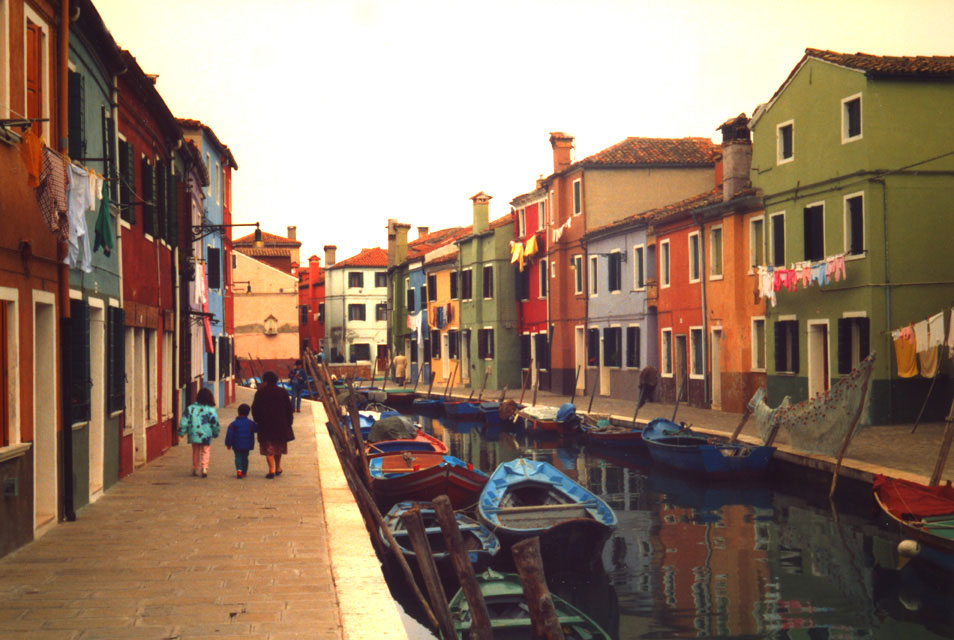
[252,370,296,479]
[178,388,220,477]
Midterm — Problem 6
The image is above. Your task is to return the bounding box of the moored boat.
[448,568,611,639]
[873,474,954,568]
[365,430,448,458]
[443,399,481,417]
[369,453,489,510]
[579,416,644,449]
[515,403,579,433]
[642,418,775,476]
[478,401,501,423]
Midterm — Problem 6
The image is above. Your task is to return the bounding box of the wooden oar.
[569,365,581,405]
[491,502,597,513]
[444,361,459,398]
[476,369,490,402]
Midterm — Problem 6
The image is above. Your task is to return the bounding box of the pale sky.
[93,0,954,262]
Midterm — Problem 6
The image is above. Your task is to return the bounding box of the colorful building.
[511,185,550,391]
[324,247,388,366]
[297,253,326,357]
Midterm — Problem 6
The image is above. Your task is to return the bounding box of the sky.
[92,0,954,262]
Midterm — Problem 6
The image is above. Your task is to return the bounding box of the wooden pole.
[671,369,687,423]
[498,385,508,402]
[912,345,941,434]
[568,365,582,405]
[729,404,755,443]
[829,367,873,499]
[346,380,373,488]
[631,387,645,428]
[246,353,259,382]
[477,369,490,402]
[519,359,533,405]
[929,395,954,486]
[511,537,566,640]
[433,496,492,639]
[587,373,599,414]
[445,361,460,399]
[532,379,539,407]
[411,361,423,392]
[401,508,458,640]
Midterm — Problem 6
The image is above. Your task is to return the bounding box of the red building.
[510,185,550,389]
[298,253,326,356]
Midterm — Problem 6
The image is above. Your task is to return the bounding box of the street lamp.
[192,221,264,247]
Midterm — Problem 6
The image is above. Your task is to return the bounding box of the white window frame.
[633,245,646,290]
[661,328,673,377]
[0,0,10,120]
[517,209,526,237]
[689,326,705,379]
[688,231,701,284]
[708,226,723,280]
[841,93,863,144]
[549,190,555,224]
[776,119,794,165]
[0,286,21,446]
[769,211,785,268]
[843,191,865,259]
[572,179,582,216]
[748,215,764,272]
[538,258,548,299]
[589,255,598,297]
[659,239,671,288]
[573,255,583,295]
[751,316,766,372]
[537,201,545,229]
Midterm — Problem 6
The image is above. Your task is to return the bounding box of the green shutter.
[106,307,125,412]
[167,167,178,246]
[68,70,85,160]
[155,160,165,241]
[150,161,158,237]
[121,141,136,223]
[70,300,91,423]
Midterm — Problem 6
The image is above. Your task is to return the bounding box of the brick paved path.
[0,398,343,639]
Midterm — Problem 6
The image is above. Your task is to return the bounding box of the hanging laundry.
[783,269,797,292]
[918,345,939,378]
[948,310,954,359]
[798,264,811,288]
[524,233,539,258]
[810,263,828,287]
[35,147,69,241]
[899,325,915,344]
[93,178,114,256]
[893,332,918,378]
[913,320,929,352]
[65,164,93,273]
[510,241,524,271]
[927,311,945,348]
[826,254,847,282]
[19,126,43,189]
[445,303,453,324]
[757,266,776,307]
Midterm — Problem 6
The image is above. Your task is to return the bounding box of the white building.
[324,247,389,364]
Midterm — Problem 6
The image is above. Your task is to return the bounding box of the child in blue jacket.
[225,404,257,478]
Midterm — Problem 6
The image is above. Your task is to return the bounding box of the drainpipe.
[874,178,892,421]
[693,212,710,408]
[58,0,75,522]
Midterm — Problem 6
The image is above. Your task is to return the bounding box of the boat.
[380,501,500,574]
[365,430,448,458]
[448,568,611,639]
[578,416,644,449]
[443,399,481,417]
[515,403,579,433]
[369,453,489,510]
[642,418,775,476]
[873,474,954,569]
[477,458,617,567]
[411,396,444,412]
[478,401,501,423]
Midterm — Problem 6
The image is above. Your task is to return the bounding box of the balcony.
[645,278,658,308]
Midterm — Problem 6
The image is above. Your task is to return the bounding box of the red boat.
[364,430,448,459]
[369,452,488,510]
[873,474,954,556]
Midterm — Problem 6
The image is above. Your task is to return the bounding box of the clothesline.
[756,253,848,307]
[891,307,954,379]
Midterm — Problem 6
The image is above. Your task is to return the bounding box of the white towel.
[927,311,945,348]
[913,320,929,352]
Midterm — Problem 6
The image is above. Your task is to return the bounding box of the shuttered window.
[155,160,166,241]
[604,327,622,367]
[1,302,8,447]
[119,140,136,223]
[626,326,641,368]
[534,333,549,371]
[430,330,441,358]
[141,157,155,235]
[102,107,117,201]
[587,328,599,366]
[218,336,231,379]
[167,170,179,246]
[106,307,125,412]
[26,21,43,137]
[837,317,870,374]
[774,320,799,373]
[207,247,221,289]
[207,348,216,382]
[68,70,86,160]
[70,300,91,424]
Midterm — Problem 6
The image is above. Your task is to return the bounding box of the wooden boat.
[478,401,501,423]
[873,474,954,568]
[411,396,443,412]
[477,458,617,567]
[515,403,580,433]
[443,399,481,417]
[369,453,488,510]
[380,501,500,573]
[365,430,448,458]
[579,416,644,449]
[642,417,775,476]
[448,568,611,639]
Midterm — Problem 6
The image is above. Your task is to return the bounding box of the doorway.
[674,334,688,403]
[574,326,585,395]
[441,333,449,382]
[710,328,722,410]
[33,294,57,530]
[808,321,830,398]
[89,303,105,500]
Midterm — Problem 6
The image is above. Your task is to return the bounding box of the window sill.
[0,442,32,464]
[750,367,766,373]
[845,252,866,262]
[709,275,724,282]
[71,421,89,431]
[661,372,674,378]
[110,409,124,418]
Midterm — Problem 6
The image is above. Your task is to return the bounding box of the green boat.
[448,569,610,639]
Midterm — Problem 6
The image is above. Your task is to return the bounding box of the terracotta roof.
[489,213,513,230]
[234,230,301,247]
[426,252,458,267]
[806,48,954,76]
[176,118,238,169]
[580,137,720,167]
[643,186,725,224]
[407,227,464,260]
[328,247,387,269]
[234,246,291,258]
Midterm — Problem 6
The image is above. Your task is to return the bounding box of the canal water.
[388,411,954,639]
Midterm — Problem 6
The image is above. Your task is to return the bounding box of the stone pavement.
[0,387,402,640]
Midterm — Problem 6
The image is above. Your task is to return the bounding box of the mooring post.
[401,507,458,640]
[511,537,565,639]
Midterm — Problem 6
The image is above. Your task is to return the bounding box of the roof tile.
[581,137,720,167]
[329,247,387,269]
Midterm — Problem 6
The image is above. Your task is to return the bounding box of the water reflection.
[401,414,954,639]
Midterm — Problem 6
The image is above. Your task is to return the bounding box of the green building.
[750,48,954,424]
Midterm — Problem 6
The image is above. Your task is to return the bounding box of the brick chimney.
[417,226,429,239]
[717,114,752,202]
[549,132,575,174]
[323,244,337,267]
[471,191,492,234]
[287,225,297,240]
[387,219,411,268]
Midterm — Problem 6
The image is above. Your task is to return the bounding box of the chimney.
[386,219,411,268]
[287,225,297,240]
[549,132,575,174]
[471,191,492,234]
[417,226,429,239]
[536,174,547,190]
[309,254,321,268]
[717,114,752,202]
[323,244,337,267]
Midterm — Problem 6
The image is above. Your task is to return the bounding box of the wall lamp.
[192,221,264,247]
[232,280,252,294]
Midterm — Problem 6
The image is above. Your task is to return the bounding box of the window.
[70,300,91,424]
[450,272,459,299]
[661,329,673,376]
[420,282,427,305]
[549,190,555,224]
[573,255,583,294]
[520,334,531,369]
[409,339,418,364]
[141,156,156,237]
[25,16,47,140]
[477,328,494,359]
[318,303,325,324]
[348,272,364,288]
[300,305,309,326]
[406,279,415,311]
[803,204,824,261]
[427,274,437,301]
[106,307,125,413]
[634,245,645,289]
[585,328,600,367]
[749,217,764,269]
[482,266,493,299]
[119,139,135,223]
[660,240,671,287]
[777,120,794,163]
[215,162,221,205]
[775,319,799,373]
[448,330,459,359]
[207,247,221,289]
[517,209,526,236]
[842,94,862,143]
[589,255,598,295]
[626,326,641,368]
[67,70,86,160]
[539,259,547,298]
[537,201,545,228]
[350,343,371,362]
[603,327,621,368]
[751,318,766,371]
[516,266,530,301]
[770,212,785,267]
[461,270,473,300]
[534,333,549,370]
[689,328,704,378]
[431,330,441,358]
[348,304,366,321]
[217,335,231,379]
[844,194,864,256]
[608,252,622,292]
[375,303,388,322]
[688,232,701,283]
[572,179,582,215]
[375,272,388,288]
[709,227,723,278]
[837,316,870,374]
[146,329,157,419]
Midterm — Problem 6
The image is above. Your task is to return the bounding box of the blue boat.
[411,396,443,412]
[642,418,775,476]
[477,458,617,567]
[443,399,481,417]
[478,401,500,423]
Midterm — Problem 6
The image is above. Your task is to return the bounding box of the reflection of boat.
[478,401,500,423]
[444,399,481,417]
[448,568,612,639]
[873,560,954,638]
[647,465,773,517]
[369,453,488,510]
[642,418,775,476]
[365,430,448,458]
[873,474,954,567]
[478,458,617,567]
[445,419,480,434]
[380,501,500,574]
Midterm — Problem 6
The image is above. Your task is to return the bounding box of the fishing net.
[751,352,876,455]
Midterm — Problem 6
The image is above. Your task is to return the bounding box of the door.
[710,329,722,410]
[674,334,688,403]
[441,334,449,381]
[575,326,585,394]
[461,330,470,385]
[34,295,57,530]
[599,329,611,397]
[808,322,830,398]
[89,305,106,499]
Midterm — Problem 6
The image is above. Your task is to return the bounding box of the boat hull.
[370,454,488,510]
[365,431,448,458]
[643,418,774,476]
[873,475,954,562]
[444,400,481,417]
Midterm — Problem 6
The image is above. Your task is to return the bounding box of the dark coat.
[252,384,295,445]
[225,416,257,451]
